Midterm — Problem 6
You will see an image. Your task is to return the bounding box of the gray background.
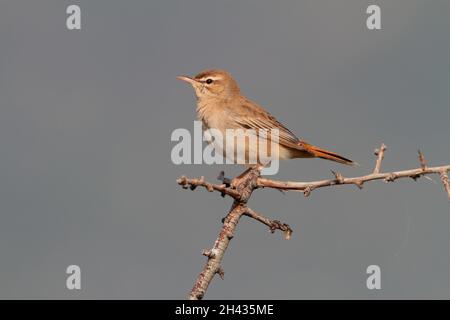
[0,0,449,299]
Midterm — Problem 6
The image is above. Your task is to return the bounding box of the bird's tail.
[301,142,357,166]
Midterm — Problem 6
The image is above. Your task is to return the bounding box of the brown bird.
[177,69,356,170]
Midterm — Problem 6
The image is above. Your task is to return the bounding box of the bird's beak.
[177,75,198,86]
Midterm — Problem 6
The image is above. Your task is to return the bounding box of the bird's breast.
[196,101,283,165]
[196,101,233,133]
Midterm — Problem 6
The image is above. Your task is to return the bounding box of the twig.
[257,144,450,200]
[258,165,450,193]
[177,175,241,199]
[373,143,386,174]
[440,170,450,202]
[244,208,293,240]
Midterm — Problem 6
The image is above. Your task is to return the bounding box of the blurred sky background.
[0,0,449,299]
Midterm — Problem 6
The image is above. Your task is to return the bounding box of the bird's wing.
[228,97,305,150]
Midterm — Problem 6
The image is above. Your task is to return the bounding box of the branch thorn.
[331,170,344,184]
[373,143,387,174]
[418,150,427,170]
[384,173,398,182]
[355,180,364,189]
[202,249,216,259]
[303,186,313,197]
[439,170,450,202]
[216,267,225,280]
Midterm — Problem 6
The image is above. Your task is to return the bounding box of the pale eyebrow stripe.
[198,76,223,82]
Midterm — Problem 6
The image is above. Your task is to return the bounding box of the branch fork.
[178,143,450,300]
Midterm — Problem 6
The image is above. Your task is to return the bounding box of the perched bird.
[177,69,356,170]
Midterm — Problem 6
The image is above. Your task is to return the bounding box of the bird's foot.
[217,171,232,187]
[218,169,248,189]
[217,171,233,197]
[218,167,259,190]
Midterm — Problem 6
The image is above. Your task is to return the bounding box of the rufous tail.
[302,143,356,166]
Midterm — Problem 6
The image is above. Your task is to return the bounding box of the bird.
[177,69,356,173]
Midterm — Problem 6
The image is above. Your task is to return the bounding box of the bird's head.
[177,69,240,101]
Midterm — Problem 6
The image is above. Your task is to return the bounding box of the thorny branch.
[244,208,293,240]
[177,143,450,300]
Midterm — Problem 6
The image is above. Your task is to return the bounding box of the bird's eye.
[205,79,213,84]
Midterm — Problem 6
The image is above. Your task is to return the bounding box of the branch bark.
[257,145,450,200]
[244,208,293,240]
[257,164,450,198]
[178,143,450,300]
[189,203,247,300]
[185,167,263,300]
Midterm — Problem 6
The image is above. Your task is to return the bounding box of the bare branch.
[177,175,241,199]
[186,168,261,300]
[258,164,450,193]
[188,203,247,300]
[373,143,387,174]
[244,208,293,240]
[179,143,450,299]
[257,144,450,200]
[440,170,450,202]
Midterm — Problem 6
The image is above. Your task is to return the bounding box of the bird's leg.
[217,171,232,187]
